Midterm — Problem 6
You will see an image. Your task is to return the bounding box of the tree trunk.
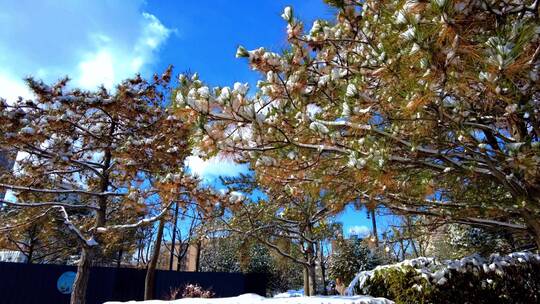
[145,239,151,263]
[304,239,317,296]
[72,134,110,304]
[176,244,182,271]
[523,212,540,249]
[169,202,179,271]
[503,230,517,251]
[318,241,327,295]
[406,217,419,257]
[399,238,406,261]
[145,218,165,300]
[370,208,379,247]
[308,262,317,296]
[27,238,34,264]
[303,265,310,296]
[194,240,201,272]
[70,246,94,304]
[136,239,142,267]
[116,247,123,268]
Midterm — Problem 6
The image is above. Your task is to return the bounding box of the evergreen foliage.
[328,238,379,283]
[350,252,540,304]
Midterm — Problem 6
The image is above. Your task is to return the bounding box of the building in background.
[156,242,199,271]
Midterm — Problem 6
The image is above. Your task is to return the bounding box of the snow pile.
[273,289,303,298]
[105,293,394,304]
[345,251,540,295]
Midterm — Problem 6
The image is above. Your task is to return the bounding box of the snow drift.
[105,293,394,304]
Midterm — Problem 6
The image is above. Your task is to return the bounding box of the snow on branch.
[0,183,125,197]
[56,206,98,247]
[1,199,99,210]
[94,200,175,232]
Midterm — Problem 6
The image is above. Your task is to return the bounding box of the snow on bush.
[345,251,540,304]
[105,293,394,304]
[180,284,215,298]
[166,284,215,300]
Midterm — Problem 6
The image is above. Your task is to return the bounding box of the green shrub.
[364,266,435,304]
[328,238,381,283]
[349,252,540,304]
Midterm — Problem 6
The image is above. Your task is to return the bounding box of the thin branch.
[0,183,124,197]
[1,199,99,210]
[95,200,174,232]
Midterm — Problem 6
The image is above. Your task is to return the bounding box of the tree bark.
[303,265,310,296]
[169,202,179,271]
[27,238,34,264]
[26,226,38,264]
[136,239,142,267]
[304,239,317,296]
[308,262,317,296]
[318,241,327,295]
[70,246,94,304]
[117,247,123,268]
[145,239,151,263]
[194,240,201,272]
[370,208,379,247]
[522,210,540,249]
[71,125,113,304]
[176,244,182,271]
[406,217,419,258]
[145,218,165,300]
[399,238,406,261]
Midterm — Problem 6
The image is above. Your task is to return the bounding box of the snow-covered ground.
[272,289,304,298]
[104,293,394,304]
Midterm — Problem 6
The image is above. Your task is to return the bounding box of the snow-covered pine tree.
[0,68,196,304]
[177,0,540,249]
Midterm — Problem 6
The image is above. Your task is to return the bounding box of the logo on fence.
[57,271,76,294]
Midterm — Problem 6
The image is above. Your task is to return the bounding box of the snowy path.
[104,293,394,304]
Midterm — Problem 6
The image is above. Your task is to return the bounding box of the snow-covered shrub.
[182,284,215,298]
[346,252,540,304]
[167,284,215,299]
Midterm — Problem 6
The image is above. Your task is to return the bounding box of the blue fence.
[0,262,267,304]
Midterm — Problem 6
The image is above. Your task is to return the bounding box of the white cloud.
[0,71,32,102]
[185,155,249,182]
[76,12,172,89]
[0,0,173,103]
[77,50,116,89]
[347,225,371,238]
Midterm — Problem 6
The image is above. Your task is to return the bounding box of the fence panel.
[0,262,267,304]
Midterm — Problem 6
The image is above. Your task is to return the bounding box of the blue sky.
[0,0,384,239]
[145,1,335,88]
